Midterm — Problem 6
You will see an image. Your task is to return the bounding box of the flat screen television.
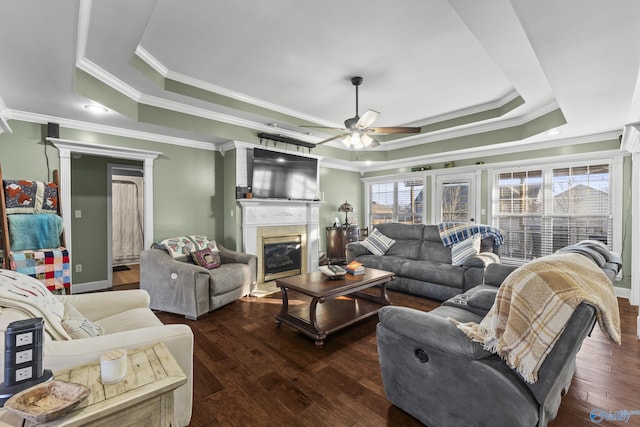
[251,148,318,200]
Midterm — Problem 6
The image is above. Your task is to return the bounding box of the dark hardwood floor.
[149,288,640,427]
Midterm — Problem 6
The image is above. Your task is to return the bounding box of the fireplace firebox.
[263,235,302,281]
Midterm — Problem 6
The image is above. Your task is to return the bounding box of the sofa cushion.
[400,260,465,288]
[209,264,251,295]
[417,240,452,263]
[376,223,425,240]
[95,307,164,333]
[385,239,422,259]
[361,228,396,256]
[356,255,408,274]
[451,234,481,266]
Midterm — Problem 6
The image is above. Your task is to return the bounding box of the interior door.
[434,172,478,223]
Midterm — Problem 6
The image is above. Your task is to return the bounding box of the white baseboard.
[72,280,110,294]
[614,286,631,300]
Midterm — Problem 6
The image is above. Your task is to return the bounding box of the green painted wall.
[318,166,364,251]
[0,121,58,181]
[0,120,223,285]
[0,120,632,291]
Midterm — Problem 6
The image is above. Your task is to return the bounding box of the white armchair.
[0,279,193,427]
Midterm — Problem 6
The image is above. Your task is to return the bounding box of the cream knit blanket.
[0,269,71,340]
[453,252,621,383]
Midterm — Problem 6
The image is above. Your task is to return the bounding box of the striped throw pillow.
[361,228,396,256]
[451,234,481,266]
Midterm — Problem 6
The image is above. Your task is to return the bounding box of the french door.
[434,172,479,223]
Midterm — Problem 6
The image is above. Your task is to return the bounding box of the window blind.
[493,164,611,263]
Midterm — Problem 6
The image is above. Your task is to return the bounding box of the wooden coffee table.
[275,268,394,348]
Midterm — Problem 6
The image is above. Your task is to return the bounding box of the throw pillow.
[451,234,481,266]
[361,228,396,256]
[158,235,219,260]
[192,248,221,269]
[61,301,104,339]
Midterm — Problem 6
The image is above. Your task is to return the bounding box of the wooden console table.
[0,342,186,427]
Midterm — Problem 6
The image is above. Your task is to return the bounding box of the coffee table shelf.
[275,268,394,348]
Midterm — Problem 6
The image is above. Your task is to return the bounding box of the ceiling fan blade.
[368,126,421,134]
[314,134,345,145]
[355,109,380,129]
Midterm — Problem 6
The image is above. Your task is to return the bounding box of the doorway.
[108,164,144,287]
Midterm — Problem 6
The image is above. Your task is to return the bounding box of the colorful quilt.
[10,248,70,291]
[3,179,58,214]
[437,222,504,247]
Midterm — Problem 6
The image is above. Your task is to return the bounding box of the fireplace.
[237,199,321,284]
[263,235,302,281]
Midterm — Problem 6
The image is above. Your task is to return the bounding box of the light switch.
[75,210,82,218]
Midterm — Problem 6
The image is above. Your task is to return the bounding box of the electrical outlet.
[15,367,32,381]
[16,332,33,346]
[76,264,82,273]
[16,349,33,364]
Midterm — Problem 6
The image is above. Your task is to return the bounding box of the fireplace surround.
[237,199,321,284]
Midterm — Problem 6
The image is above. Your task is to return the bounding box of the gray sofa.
[140,243,257,320]
[345,223,501,301]
[377,242,621,427]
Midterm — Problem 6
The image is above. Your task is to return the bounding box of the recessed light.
[268,123,279,127]
[546,128,560,136]
[84,103,109,114]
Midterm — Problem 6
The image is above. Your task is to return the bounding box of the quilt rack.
[0,164,71,292]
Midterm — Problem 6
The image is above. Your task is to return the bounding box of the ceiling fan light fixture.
[341,135,352,148]
[361,134,374,147]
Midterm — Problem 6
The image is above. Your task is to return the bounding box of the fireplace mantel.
[237,199,322,282]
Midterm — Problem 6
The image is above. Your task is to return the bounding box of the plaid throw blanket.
[437,222,504,247]
[453,252,621,383]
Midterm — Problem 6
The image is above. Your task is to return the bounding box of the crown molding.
[374,100,562,151]
[0,96,12,134]
[48,137,162,161]
[360,130,624,173]
[135,46,341,129]
[9,110,219,151]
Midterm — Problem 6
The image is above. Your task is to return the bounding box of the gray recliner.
[140,243,256,320]
[377,244,621,427]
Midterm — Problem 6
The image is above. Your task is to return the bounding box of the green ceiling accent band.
[75,69,139,120]
[362,138,620,178]
[138,104,259,142]
[131,55,165,87]
[133,55,322,127]
[380,95,526,143]
[77,64,566,166]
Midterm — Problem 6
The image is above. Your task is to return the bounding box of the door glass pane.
[441,180,469,222]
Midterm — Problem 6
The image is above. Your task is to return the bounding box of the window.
[369,180,424,226]
[492,163,612,263]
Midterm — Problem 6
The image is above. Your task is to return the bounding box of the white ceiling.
[1,0,639,157]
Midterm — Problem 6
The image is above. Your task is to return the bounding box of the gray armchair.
[377,246,621,427]
[140,243,256,320]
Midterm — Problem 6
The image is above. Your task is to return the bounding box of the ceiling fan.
[310,76,421,149]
